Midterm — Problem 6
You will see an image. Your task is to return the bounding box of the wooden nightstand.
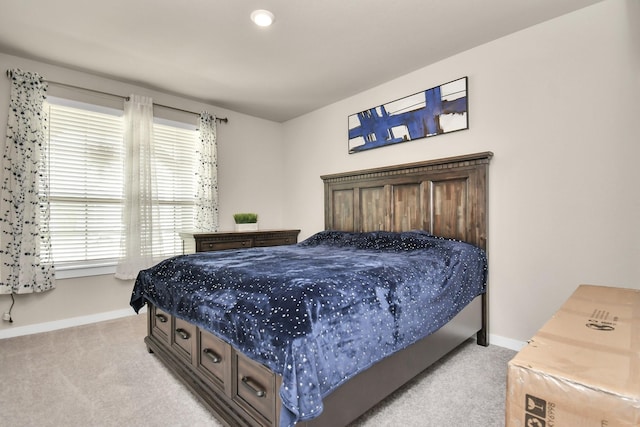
[179,229,300,254]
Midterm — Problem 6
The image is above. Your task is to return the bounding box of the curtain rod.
[5,69,228,123]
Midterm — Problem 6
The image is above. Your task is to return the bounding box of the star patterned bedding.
[130,230,488,426]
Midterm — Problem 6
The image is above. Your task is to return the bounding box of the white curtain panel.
[0,69,55,294]
[115,95,162,280]
[194,112,219,231]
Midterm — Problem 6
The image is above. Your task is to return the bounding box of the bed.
[130,151,493,426]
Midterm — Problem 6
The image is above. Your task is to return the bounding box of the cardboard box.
[506,284,640,427]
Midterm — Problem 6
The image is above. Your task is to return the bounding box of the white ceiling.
[0,0,602,122]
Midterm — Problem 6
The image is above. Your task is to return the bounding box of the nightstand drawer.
[183,230,300,255]
[197,239,252,252]
[254,236,296,247]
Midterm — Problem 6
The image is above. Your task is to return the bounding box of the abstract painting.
[348,77,468,153]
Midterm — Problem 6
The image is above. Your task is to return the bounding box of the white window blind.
[46,99,197,276]
[48,101,125,270]
[152,120,197,257]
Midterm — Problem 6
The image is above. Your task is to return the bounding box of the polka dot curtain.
[0,69,55,294]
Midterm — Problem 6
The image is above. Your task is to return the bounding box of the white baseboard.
[489,333,527,352]
[1,309,528,352]
[0,306,147,340]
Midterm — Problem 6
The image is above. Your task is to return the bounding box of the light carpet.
[0,315,515,426]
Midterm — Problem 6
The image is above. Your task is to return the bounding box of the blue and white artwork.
[348,77,468,153]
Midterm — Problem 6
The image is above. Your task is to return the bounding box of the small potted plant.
[233,213,259,232]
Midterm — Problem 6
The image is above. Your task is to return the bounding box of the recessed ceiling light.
[251,9,275,27]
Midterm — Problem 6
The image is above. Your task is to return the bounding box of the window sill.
[55,265,117,280]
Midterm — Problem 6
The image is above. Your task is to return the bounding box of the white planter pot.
[235,223,259,232]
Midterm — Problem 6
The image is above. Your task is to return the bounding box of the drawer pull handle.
[155,313,168,323]
[241,376,266,398]
[175,328,190,340]
[202,348,221,363]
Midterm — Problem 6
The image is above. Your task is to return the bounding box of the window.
[46,98,197,278]
[152,119,198,257]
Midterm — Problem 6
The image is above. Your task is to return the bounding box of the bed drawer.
[197,238,253,252]
[150,306,171,344]
[197,329,232,394]
[234,351,277,426]
[172,317,196,364]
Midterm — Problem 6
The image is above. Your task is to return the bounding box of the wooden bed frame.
[144,151,492,426]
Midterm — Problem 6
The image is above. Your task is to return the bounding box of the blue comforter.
[130,230,487,426]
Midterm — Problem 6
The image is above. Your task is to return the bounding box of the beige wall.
[0,52,287,335]
[282,0,640,346]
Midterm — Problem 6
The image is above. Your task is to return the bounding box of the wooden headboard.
[321,152,493,250]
